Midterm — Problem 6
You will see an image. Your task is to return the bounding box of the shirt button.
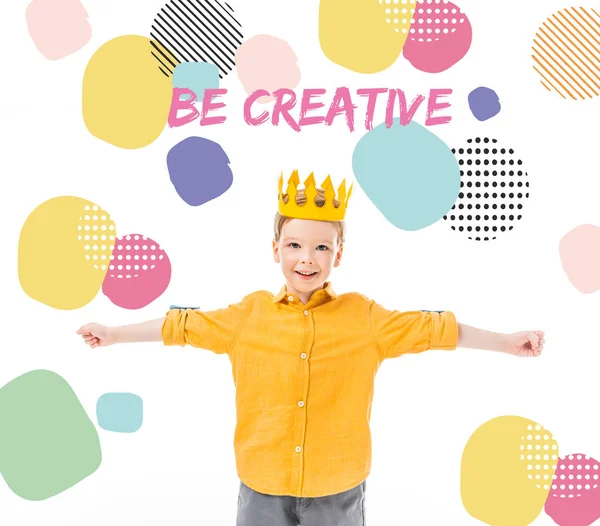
[295,446,302,453]
[298,400,305,407]
[288,296,294,301]
[303,310,309,316]
[300,353,307,359]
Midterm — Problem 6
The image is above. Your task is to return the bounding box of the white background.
[1,0,600,524]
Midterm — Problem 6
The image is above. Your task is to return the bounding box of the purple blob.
[167,136,232,206]
[468,87,501,122]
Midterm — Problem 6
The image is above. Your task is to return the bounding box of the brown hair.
[274,188,346,244]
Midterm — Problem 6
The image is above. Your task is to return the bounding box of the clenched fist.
[505,331,545,357]
[76,323,115,349]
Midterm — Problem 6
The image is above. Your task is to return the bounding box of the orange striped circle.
[532,7,600,100]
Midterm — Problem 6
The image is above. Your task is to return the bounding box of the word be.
[168,87,453,132]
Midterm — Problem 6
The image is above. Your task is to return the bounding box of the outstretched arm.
[77,318,165,348]
[458,323,545,357]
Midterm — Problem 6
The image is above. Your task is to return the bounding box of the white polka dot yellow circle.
[520,424,559,491]
[319,0,415,73]
[461,416,559,525]
[18,197,117,310]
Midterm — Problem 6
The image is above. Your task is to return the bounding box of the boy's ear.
[333,244,343,267]
[272,239,280,263]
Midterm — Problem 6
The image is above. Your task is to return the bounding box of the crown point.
[338,180,347,203]
[288,181,298,201]
[305,176,318,203]
[346,183,353,206]
[290,169,300,186]
[304,172,316,190]
[287,170,300,195]
[323,175,335,204]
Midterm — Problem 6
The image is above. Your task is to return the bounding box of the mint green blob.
[173,62,219,101]
[0,370,101,501]
[97,393,143,433]
[352,118,461,231]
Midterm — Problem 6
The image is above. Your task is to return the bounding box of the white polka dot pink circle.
[551,455,599,499]
[545,454,600,526]
[402,0,473,73]
[102,234,171,309]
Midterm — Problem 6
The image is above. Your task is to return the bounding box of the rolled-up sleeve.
[162,297,249,354]
[369,301,458,360]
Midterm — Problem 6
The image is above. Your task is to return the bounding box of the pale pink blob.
[26,0,91,60]
[545,454,600,526]
[559,224,600,294]
[102,234,171,310]
[402,1,472,73]
[235,34,301,104]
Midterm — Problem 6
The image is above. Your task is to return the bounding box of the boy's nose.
[301,252,314,264]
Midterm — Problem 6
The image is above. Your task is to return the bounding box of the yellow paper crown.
[277,170,353,222]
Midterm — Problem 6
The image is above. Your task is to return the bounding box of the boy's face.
[272,219,343,298]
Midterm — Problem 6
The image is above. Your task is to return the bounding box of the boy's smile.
[273,218,343,304]
[295,269,318,280]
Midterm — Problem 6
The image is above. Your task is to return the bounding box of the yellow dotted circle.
[520,423,558,491]
[380,0,416,34]
[77,203,115,272]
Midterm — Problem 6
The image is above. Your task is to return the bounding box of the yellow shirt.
[162,282,458,498]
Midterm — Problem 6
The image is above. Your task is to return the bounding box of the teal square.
[173,62,220,102]
[96,393,143,433]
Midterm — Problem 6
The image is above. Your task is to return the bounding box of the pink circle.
[402,1,472,73]
[102,234,171,309]
[26,0,91,60]
[235,34,301,103]
[545,454,600,526]
[559,224,600,294]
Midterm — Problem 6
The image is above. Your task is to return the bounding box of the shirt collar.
[272,281,337,305]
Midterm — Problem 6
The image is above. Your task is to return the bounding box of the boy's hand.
[506,331,545,357]
[76,323,116,349]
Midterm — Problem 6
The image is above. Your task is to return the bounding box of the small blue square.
[96,393,143,433]
[172,62,220,102]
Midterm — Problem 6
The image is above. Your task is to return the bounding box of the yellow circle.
[18,196,116,310]
[82,35,172,149]
[319,0,411,73]
[461,416,558,526]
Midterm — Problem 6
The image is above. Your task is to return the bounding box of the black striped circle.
[150,0,243,78]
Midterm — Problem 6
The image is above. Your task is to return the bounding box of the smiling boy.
[77,170,545,526]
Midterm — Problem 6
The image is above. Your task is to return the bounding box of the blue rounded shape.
[468,87,501,121]
[173,62,220,101]
[96,393,143,433]
[167,136,233,207]
[352,119,461,231]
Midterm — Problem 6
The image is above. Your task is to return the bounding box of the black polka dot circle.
[443,138,529,241]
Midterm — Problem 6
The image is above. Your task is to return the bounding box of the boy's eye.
[317,245,328,251]
[289,242,300,249]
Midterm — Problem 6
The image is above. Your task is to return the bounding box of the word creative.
[168,87,453,132]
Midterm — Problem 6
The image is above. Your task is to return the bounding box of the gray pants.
[236,480,366,526]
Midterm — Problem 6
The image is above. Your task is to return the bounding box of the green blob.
[0,370,102,501]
